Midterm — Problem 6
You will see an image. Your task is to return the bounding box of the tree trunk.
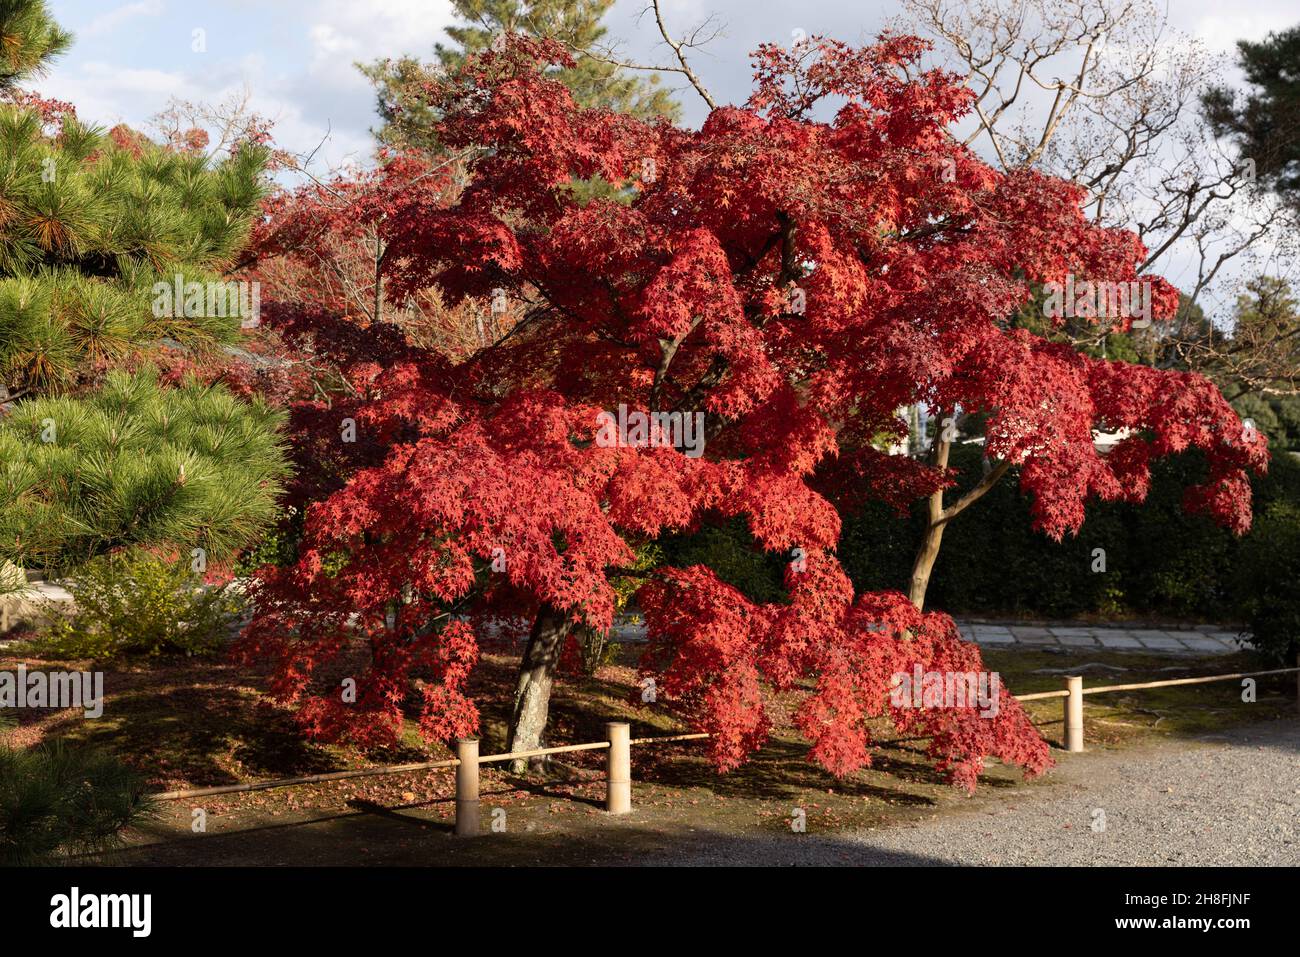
[505,607,570,774]
[907,416,1012,612]
[909,416,951,613]
[909,512,947,612]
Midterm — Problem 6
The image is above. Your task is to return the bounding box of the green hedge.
[657,518,787,604]
[657,448,1300,662]
[841,446,1300,624]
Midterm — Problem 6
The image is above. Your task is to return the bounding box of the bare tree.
[892,0,1299,609]
[149,89,289,164]
[574,0,724,111]
[898,0,1296,318]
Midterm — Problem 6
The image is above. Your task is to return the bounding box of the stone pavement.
[0,579,1248,659]
[614,616,1246,657]
[956,621,1244,655]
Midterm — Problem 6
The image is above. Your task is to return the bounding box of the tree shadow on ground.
[47,684,340,786]
[91,810,960,867]
[637,739,941,805]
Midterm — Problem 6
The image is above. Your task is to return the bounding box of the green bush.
[1232,499,1300,663]
[0,741,155,865]
[838,446,1300,639]
[39,549,239,660]
[0,368,288,577]
[656,517,787,604]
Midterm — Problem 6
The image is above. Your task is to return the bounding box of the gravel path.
[649,719,1300,866]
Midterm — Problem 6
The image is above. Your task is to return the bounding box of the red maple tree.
[236,35,1266,790]
[240,150,517,363]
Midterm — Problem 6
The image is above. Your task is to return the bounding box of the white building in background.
[887,404,1134,458]
[1090,427,1134,454]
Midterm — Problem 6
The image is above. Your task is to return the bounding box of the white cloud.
[34,0,1298,180]
[35,55,371,171]
[1191,14,1295,54]
[305,0,456,91]
[84,0,167,38]
[33,1,459,171]
[37,61,199,127]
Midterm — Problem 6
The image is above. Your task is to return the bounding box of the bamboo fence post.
[1064,675,1084,753]
[454,738,480,837]
[605,722,631,814]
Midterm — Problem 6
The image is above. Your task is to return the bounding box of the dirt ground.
[3,639,1294,866]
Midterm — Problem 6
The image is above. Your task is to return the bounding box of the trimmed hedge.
[841,446,1300,624]
[657,518,787,605]
[658,447,1300,662]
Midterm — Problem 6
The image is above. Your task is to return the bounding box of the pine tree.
[1204,24,1300,212]
[360,0,679,152]
[0,0,69,93]
[0,739,155,865]
[0,2,270,400]
[0,1,285,576]
[0,368,287,575]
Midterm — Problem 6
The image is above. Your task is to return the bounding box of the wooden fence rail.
[157,654,1300,835]
[1056,661,1300,754]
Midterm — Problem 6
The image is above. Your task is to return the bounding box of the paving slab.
[1179,636,1235,652]
[1009,626,1053,639]
[1134,635,1186,650]
[1048,627,1095,638]
[952,619,1243,656]
[971,630,1015,644]
[1094,632,1143,649]
[1055,634,1099,647]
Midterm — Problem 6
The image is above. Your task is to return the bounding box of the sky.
[30,0,1300,319]
[35,0,1300,169]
